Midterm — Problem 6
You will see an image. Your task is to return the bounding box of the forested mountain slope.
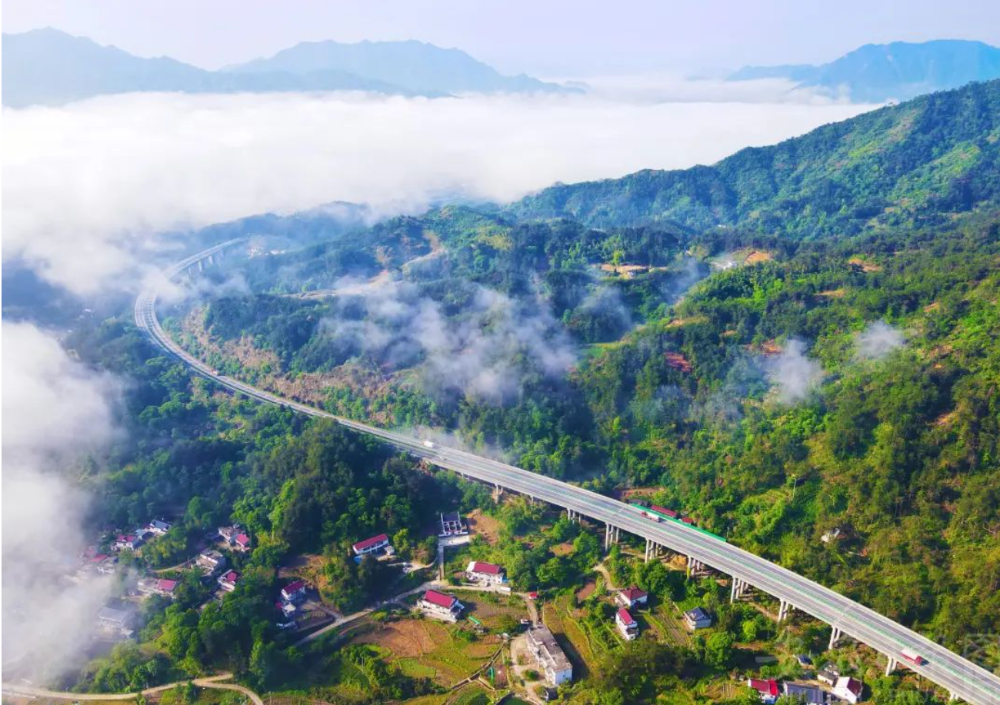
[508,79,1000,238]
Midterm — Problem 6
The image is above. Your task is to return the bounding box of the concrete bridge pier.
[644,538,653,563]
[492,484,504,502]
[884,657,897,676]
[829,626,842,650]
[198,259,204,272]
[778,599,793,621]
[687,556,704,578]
[604,524,620,550]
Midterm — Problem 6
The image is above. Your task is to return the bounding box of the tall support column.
[730,578,739,603]
[614,527,620,543]
[829,627,842,650]
[605,524,611,550]
[885,657,897,676]
[645,538,652,563]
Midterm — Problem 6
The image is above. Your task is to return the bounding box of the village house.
[526,624,573,685]
[218,525,241,543]
[233,533,252,552]
[97,606,134,637]
[684,607,712,630]
[834,676,863,704]
[440,511,468,536]
[747,678,780,704]
[783,682,834,705]
[154,578,177,598]
[816,666,839,686]
[417,589,464,622]
[113,533,144,552]
[466,561,506,585]
[276,600,297,618]
[281,580,307,602]
[615,608,639,641]
[218,570,240,592]
[352,533,391,557]
[197,549,227,575]
[617,586,648,609]
[147,519,172,536]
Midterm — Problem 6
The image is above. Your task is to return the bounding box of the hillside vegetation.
[65,75,1000,702]
[508,80,1000,238]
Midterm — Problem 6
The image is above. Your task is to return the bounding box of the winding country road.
[2,674,263,705]
[132,241,1000,705]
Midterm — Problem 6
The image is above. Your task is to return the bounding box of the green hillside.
[508,79,1000,238]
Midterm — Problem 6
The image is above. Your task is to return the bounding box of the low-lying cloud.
[766,338,824,405]
[2,322,123,681]
[4,88,874,297]
[319,277,576,402]
[855,320,906,360]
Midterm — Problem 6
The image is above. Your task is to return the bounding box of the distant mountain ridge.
[224,38,573,96]
[730,39,1000,102]
[507,79,1000,239]
[2,28,573,107]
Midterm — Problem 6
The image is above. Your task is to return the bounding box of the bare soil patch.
[467,510,501,545]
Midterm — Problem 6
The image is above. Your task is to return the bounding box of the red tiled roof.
[748,679,779,696]
[90,554,109,563]
[422,590,457,609]
[651,505,678,518]
[527,591,539,599]
[222,571,240,584]
[616,608,635,626]
[352,533,389,551]
[235,533,251,546]
[680,516,695,525]
[157,579,177,592]
[469,561,503,575]
[283,580,305,594]
[620,586,647,601]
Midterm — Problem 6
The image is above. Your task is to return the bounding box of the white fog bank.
[3,87,875,296]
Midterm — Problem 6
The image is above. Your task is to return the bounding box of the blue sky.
[6,0,1000,75]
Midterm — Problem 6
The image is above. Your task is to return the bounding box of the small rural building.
[418,590,464,622]
[526,624,573,685]
[218,570,240,592]
[834,676,863,704]
[147,519,172,535]
[233,533,252,552]
[783,682,833,705]
[352,533,390,556]
[281,580,307,602]
[466,561,506,584]
[155,578,177,598]
[113,534,143,552]
[617,586,648,609]
[816,668,838,686]
[747,678,780,704]
[97,606,134,637]
[218,525,240,543]
[684,607,712,630]
[440,511,467,536]
[615,608,639,641]
[197,549,227,574]
[276,600,297,617]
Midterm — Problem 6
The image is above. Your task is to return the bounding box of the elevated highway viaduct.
[135,241,1000,705]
